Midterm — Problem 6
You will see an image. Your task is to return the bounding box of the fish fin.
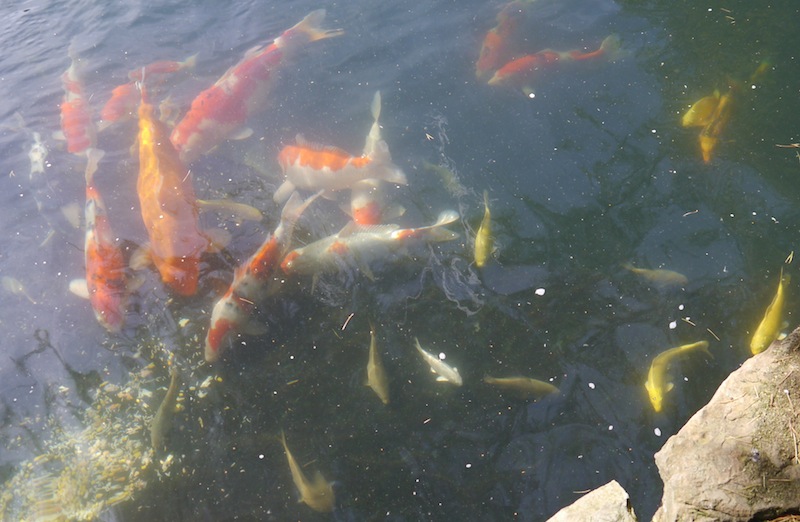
[84,148,105,184]
[286,9,345,44]
[130,245,152,270]
[61,202,82,229]
[180,52,199,70]
[230,127,254,141]
[52,130,65,141]
[205,228,232,253]
[336,221,362,238]
[359,261,376,281]
[97,120,113,133]
[68,279,89,299]
[273,180,296,204]
[126,274,147,292]
[243,320,268,336]
[197,198,262,222]
[599,34,622,62]
[435,376,448,382]
[666,382,674,392]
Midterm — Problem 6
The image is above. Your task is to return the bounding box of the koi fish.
[644,340,711,412]
[100,82,138,124]
[25,128,82,243]
[483,375,560,400]
[414,337,463,386]
[274,91,407,204]
[623,263,688,288]
[127,53,198,82]
[280,431,335,513]
[488,34,621,95]
[474,190,493,268]
[681,61,769,163]
[280,210,460,277]
[750,267,789,355]
[101,54,197,126]
[136,82,209,296]
[204,191,319,362]
[55,45,97,155]
[366,323,390,404]
[170,10,344,165]
[150,367,181,451]
[476,1,527,80]
[68,148,129,332]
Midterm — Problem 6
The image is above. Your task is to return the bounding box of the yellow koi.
[366,323,390,404]
[280,431,335,513]
[474,190,493,268]
[150,367,181,451]
[623,263,688,288]
[750,267,790,355]
[645,340,711,412]
[483,376,559,400]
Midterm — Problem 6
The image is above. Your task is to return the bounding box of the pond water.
[1,0,799,520]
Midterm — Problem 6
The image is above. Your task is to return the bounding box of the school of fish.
[10,3,785,516]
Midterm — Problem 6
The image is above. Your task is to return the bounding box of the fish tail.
[275,190,322,243]
[363,91,383,156]
[599,34,622,61]
[181,52,199,70]
[291,9,345,43]
[84,148,105,184]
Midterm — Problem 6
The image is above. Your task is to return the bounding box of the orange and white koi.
[488,34,620,94]
[280,210,459,277]
[56,45,97,155]
[205,191,319,362]
[476,1,527,80]
[69,149,129,332]
[170,10,343,165]
[136,82,209,296]
[275,91,407,204]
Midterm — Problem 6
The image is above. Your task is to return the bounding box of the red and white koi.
[170,10,343,165]
[56,45,97,155]
[136,81,209,296]
[274,91,407,204]
[101,54,197,126]
[205,191,319,362]
[487,34,621,94]
[280,210,460,277]
[69,148,129,332]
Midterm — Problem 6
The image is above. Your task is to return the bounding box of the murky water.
[1,0,799,520]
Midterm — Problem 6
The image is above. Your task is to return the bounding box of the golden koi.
[136,81,209,296]
[474,190,493,268]
[280,431,335,513]
[644,340,711,412]
[750,267,789,355]
[623,263,688,288]
[150,367,181,451]
[483,376,559,400]
[366,323,390,404]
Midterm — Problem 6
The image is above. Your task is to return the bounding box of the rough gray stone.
[652,328,800,521]
[546,480,637,522]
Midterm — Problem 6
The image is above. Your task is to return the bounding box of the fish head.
[205,315,236,363]
[280,250,301,274]
[644,380,662,412]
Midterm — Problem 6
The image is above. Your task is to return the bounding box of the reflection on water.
[0,0,799,520]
